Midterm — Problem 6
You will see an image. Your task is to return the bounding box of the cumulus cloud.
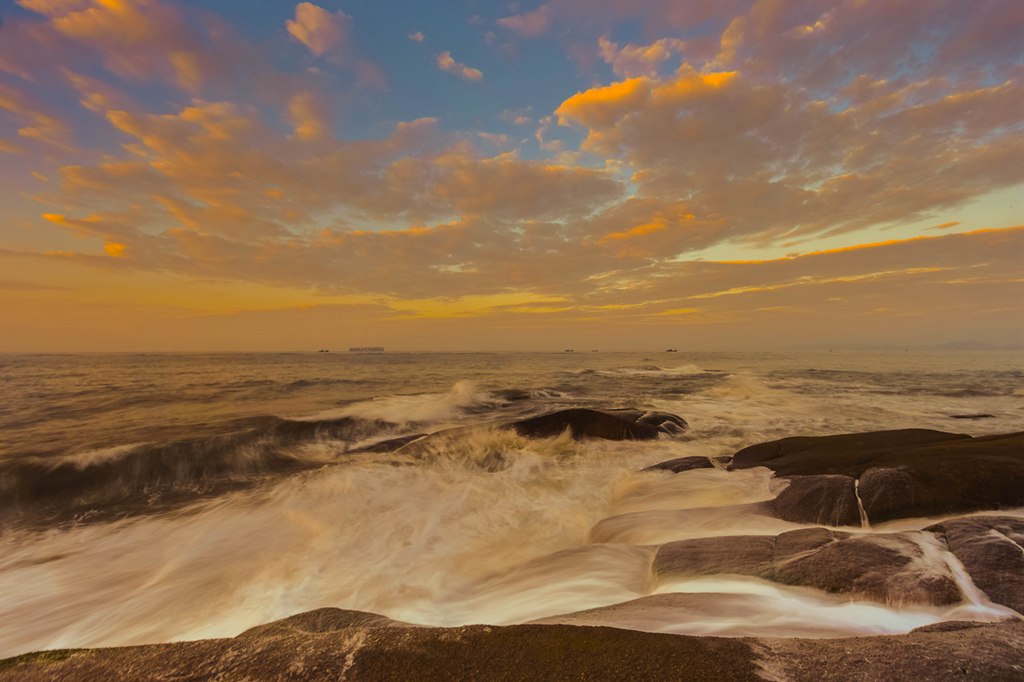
[597,35,686,78]
[497,5,552,37]
[287,2,351,57]
[435,51,483,81]
[2,0,1022,349]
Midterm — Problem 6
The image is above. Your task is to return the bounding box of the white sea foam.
[301,380,489,424]
[2,351,1022,658]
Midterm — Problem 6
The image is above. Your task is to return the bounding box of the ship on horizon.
[349,346,384,353]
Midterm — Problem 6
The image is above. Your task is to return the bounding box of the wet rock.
[635,411,689,435]
[772,527,847,556]
[926,516,1024,614]
[760,620,1024,682]
[4,609,1023,682]
[770,475,861,526]
[654,536,775,578]
[643,456,714,473]
[654,528,961,607]
[238,607,406,638]
[0,609,760,682]
[509,408,687,441]
[732,430,1024,523]
[773,532,962,606]
[856,466,915,522]
[730,429,970,476]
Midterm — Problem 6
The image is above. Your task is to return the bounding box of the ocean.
[1,351,1021,657]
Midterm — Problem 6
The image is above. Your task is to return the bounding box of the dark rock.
[772,527,847,556]
[495,388,532,401]
[732,430,1024,523]
[509,408,687,441]
[643,456,714,473]
[773,532,962,606]
[0,609,760,682]
[654,536,775,578]
[654,528,961,606]
[4,609,1023,682]
[761,620,1024,682]
[635,411,689,435]
[730,429,971,476]
[926,516,1024,614]
[238,607,405,638]
[770,474,861,526]
[856,466,916,522]
[949,414,996,420]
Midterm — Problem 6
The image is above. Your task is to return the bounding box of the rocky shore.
[4,424,1022,681]
[2,610,1022,681]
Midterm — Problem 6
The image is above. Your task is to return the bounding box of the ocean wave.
[0,415,397,523]
[302,380,494,424]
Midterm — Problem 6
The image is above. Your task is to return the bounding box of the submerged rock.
[732,429,1024,523]
[509,408,687,441]
[643,456,714,473]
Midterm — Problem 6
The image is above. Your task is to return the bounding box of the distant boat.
[563,349,575,353]
[318,349,330,353]
[349,346,384,353]
[665,348,678,352]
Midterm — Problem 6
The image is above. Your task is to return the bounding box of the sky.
[0,0,1021,352]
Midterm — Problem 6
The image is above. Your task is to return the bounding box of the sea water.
[0,351,1021,656]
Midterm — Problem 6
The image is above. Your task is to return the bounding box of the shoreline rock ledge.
[2,610,1022,681]
[730,429,1024,523]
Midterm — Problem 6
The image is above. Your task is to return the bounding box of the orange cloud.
[599,217,668,243]
[104,241,126,257]
[287,2,351,57]
[287,90,331,141]
[435,51,483,81]
[555,77,650,129]
[598,35,686,78]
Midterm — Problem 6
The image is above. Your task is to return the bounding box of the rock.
[654,536,775,578]
[730,429,971,476]
[772,532,962,606]
[3,608,1023,681]
[926,516,1024,614]
[653,528,962,607]
[643,456,714,473]
[856,466,915,522]
[0,609,760,682]
[509,408,687,441]
[635,411,689,435]
[759,620,1024,682]
[770,474,861,526]
[732,430,1024,523]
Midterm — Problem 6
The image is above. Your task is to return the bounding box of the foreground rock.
[927,516,1024,614]
[3,609,1022,681]
[653,527,963,607]
[731,429,1024,523]
[510,408,687,440]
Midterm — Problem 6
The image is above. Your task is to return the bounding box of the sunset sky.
[0,0,1021,351]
